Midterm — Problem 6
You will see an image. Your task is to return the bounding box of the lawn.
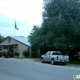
[66,60,80,67]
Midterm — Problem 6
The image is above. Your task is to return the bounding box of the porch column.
[8,46,9,50]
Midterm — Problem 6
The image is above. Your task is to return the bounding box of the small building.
[0,36,31,58]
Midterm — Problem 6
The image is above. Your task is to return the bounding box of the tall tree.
[28,0,80,54]
[42,0,80,49]
[0,34,4,43]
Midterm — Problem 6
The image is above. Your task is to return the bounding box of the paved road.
[0,58,80,80]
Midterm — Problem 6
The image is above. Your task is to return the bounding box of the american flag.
[15,21,19,30]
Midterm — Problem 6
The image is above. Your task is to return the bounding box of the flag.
[15,21,19,30]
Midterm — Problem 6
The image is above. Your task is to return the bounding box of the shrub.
[23,50,29,57]
[31,51,38,58]
[15,52,19,56]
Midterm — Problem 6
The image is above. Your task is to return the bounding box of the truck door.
[44,52,50,61]
[48,52,51,61]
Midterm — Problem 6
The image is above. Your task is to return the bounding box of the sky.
[0,0,43,37]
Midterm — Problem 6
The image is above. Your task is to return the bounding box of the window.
[52,52,61,55]
[46,52,50,55]
[8,38,11,43]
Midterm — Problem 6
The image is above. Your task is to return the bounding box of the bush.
[15,52,19,56]
[23,50,29,57]
[31,51,38,58]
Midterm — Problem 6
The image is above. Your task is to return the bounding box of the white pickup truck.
[41,51,69,65]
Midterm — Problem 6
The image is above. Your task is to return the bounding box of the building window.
[8,38,11,43]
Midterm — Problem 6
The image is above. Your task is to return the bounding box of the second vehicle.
[41,51,69,65]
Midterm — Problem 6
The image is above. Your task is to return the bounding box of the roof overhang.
[0,44,18,46]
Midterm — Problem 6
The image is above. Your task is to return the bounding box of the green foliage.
[28,0,80,55]
[28,25,44,49]
[23,50,29,57]
[0,34,4,43]
[15,52,19,56]
[43,0,80,20]
[31,51,38,58]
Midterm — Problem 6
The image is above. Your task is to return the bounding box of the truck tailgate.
[58,55,69,62]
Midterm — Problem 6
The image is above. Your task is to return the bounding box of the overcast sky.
[0,0,43,37]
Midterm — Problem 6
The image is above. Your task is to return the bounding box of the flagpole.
[14,20,16,57]
[14,20,21,58]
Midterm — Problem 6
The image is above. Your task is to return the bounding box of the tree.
[28,0,80,55]
[42,0,80,49]
[28,25,42,49]
[0,34,4,43]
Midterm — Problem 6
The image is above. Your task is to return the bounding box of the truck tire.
[51,59,55,65]
[41,58,44,63]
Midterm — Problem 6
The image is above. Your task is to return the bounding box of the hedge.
[23,50,29,57]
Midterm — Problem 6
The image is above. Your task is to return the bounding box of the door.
[47,51,51,61]
[44,52,50,61]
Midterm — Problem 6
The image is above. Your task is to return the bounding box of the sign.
[73,74,80,80]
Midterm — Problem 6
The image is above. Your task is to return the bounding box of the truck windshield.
[52,52,61,55]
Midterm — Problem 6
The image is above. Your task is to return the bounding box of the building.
[0,36,31,58]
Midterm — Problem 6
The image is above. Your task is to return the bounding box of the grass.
[66,63,80,67]
[66,64,80,67]
[66,60,80,67]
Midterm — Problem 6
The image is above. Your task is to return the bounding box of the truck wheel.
[51,59,55,65]
[41,58,44,63]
